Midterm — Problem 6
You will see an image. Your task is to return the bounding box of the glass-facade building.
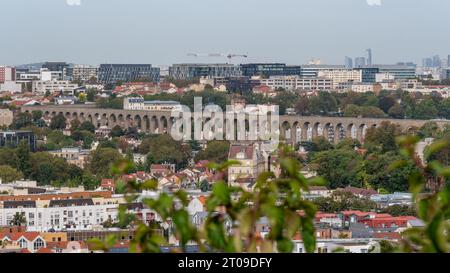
[169,64,241,80]
[240,63,300,77]
[354,67,379,83]
[98,64,160,85]
[0,131,36,151]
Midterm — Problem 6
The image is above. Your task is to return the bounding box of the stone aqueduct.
[21,105,449,144]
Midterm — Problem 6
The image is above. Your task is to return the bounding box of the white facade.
[0,81,22,93]
[350,83,378,93]
[40,69,64,81]
[293,239,380,253]
[375,73,395,82]
[32,80,78,95]
[257,76,332,91]
[0,200,120,232]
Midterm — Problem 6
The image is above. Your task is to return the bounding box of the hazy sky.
[1,0,449,66]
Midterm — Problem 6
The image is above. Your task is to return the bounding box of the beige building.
[0,109,13,127]
[318,69,362,89]
[228,143,265,183]
[49,147,90,169]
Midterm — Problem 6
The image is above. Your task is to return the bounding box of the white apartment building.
[32,80,78,95]
[0,81,22,93]
[40,69,64,81]
[123,97,181,111]
[318,69,362,89]
[257,76,332,91]
[0,198,121,232]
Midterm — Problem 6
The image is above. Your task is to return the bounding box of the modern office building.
[345,57,353,69]
[98,64,160,85]
[422,58,433,68]
[299,65,346,78]
[0,66,16,83]
[354,57,367,68]
[355,64,416,82]
[72,65,99,82]
[354,67,379,83]
[225,76,260,93]
[240,63,300,77]
[0,131,36,151]
[376,64,417,80]
[366,49,373,66]
[442,68,450,80]
[42,62,71,80]
[32,81,78,95]
[432,55,441,68]
[169,64,240,80]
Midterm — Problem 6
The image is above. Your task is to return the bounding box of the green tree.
[111,125,125,138]
[413,99,438,120]
[0,165,23,182]
[0,148,20,169]
[79,121,96,133]
[418,122,440,139]
[50,113,67,130]
[11,112,33,129]
[139,135,191,168]
[364,122,401,153]
[31,110,43,121]
[194,141,230,163]
[88,148,123,178]
[388,103,406,119]
[70,119,81,132]
[16,140,32,177]
[10,212,27,227]
[311,149,363,189]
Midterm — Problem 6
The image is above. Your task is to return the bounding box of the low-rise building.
[123,97,181,111]
[49,147,91,169]
[228,143,265,183]
[32,80,78,95]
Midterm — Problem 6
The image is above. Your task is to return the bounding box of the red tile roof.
[36,248,53,253]
[229,144,254,159]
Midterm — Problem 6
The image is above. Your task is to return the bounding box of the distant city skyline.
[0,0,449,66]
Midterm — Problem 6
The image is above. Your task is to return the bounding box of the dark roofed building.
[3,201,36,209]
[49,199,94,208]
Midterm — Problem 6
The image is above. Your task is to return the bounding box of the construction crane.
[187,53,248,62]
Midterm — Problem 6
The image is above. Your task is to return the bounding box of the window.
[19,238,27,249]
[34,239,44,251]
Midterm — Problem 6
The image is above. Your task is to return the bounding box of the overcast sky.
[1,0,449,66]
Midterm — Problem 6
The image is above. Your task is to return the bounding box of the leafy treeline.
[306,122,450,193]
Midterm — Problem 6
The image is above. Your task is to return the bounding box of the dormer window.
[19,238,27,249]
